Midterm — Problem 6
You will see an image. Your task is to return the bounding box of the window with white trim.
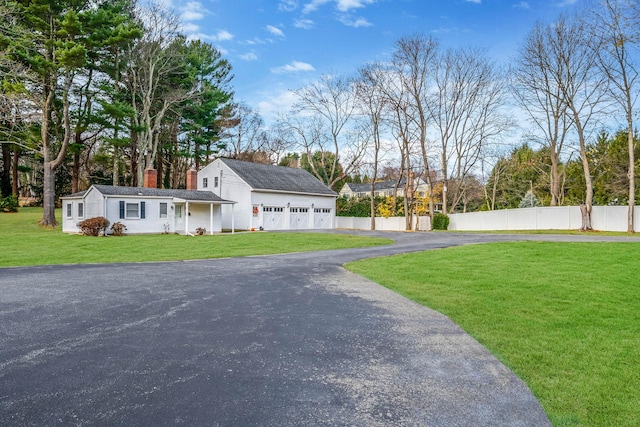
[66,203,72,218]
[126,203,139,218]
[214,176,219,188]
[203,178,208,188]
[119,201,146,219]
[77,202,84,218]
[159,202,168,218]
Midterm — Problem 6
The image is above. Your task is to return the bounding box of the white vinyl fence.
[336,215,431,231]
[337,206,640,232]
[448,206,640,232]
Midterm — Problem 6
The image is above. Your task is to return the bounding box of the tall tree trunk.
[130,131,138,187]
[1,142,11,197]
[12,145,19,196]
[550,152,560,206]
[42,156,57,227]
[577,122,593,231]
[72,150,80,194]
[113,145,119,186]
[157,148,164,189]
[627,127,635,233]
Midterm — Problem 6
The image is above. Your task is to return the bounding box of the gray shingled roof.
[66,185,234,203]
[343,179,407,193]
[221,158,337,196]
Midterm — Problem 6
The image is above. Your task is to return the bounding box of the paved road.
[1,231,634,426]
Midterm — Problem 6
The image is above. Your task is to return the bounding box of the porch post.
[231,204,235,234]
[185,201,189,235]
[210,203,214,235]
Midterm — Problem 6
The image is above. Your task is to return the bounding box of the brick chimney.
[144,168,157,188]
[186,169,198,191]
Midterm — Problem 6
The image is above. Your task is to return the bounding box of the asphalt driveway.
[3,231,629,426]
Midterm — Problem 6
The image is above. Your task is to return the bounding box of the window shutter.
[141,201,146,219]
[119,201,125,219]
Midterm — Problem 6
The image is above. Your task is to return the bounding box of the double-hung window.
[119,201,146,219]
[66,203,73,218]
[77,202,84,218]
[159,202,168,218]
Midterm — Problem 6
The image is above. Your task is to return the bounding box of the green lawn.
[0,208,391,267]
[346,242,640,427]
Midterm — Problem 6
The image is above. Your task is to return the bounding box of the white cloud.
[240,52,259,61]
[266,25,285,37]
[257,89,300,122]
[303,0,375,13]
[338,15,372,27]
[181,22,200,33]
[279,0,298,11]
[513,1,529,8]
[336,0,374,12]
[271,60,316,73]
[294,19,315,29]
[303,0,332,14]
[180,1,205,21]
[214,30,234,41]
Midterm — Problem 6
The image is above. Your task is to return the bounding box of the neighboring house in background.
[61,169,236,235]
[339,175,430,199]
[198,158,337,231]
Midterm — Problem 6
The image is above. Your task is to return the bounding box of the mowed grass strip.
[346,242,640,427]
[0,208,391,267]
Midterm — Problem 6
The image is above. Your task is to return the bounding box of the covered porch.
[174,198,236,236]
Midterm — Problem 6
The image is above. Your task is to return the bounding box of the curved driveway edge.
[3,231,627,425]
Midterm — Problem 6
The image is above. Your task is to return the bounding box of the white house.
[61,169,236,235]
[198,158,337,231]
[339,174,429,199]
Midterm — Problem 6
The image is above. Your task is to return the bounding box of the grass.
[345,242,640,427]
[0,208,392,267]
[443,229,640,237]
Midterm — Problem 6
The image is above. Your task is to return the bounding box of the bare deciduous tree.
[547,14,608,230]
[593,0,638,233]
[391,35,439,223]
[284,74,366,189]
[512,22,572,207]
[429,47,511,214]
[126,3,195,186]
[356,63,387,229]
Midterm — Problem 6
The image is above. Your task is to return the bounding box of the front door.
[175,204,185,232]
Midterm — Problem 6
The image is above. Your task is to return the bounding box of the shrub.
[110,221,127,236]
[195,227,206,235]
[78,217,110,236]
[0,195,19,212]
[432,213,450,230]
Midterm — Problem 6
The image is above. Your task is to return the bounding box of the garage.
[263,206,284,230]
[289,207,310,229]
[314,208,333,229]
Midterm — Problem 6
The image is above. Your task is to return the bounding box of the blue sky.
[167,0,582,123]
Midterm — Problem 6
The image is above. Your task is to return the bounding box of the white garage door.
[289,207,310,229]
[263,206,285,230]
[314,208,333,229]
